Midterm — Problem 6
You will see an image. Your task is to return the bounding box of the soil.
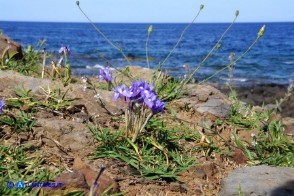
[1,69,293,195]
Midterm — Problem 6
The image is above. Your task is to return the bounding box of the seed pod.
[148,25,153,36]
[257,25,266,38]
[235,10,239,17]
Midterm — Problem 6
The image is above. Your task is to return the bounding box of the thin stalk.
[179,14,239,91]
[85,77,118,116]
[146,25,153,69]
[165,13,239,99]
[125,103,130,137]
[96,51,135,80]
[132,105,145,142]
[146,34,150,69]
[107,81,111,91]
[42,48,46,78]
[132,112,153,142]
[1,46,10,67]
[76,4,132,66]
[158,5,204,70]
[139,105,146,130]
[198,36,261,85]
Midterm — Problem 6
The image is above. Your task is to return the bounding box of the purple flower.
[144,93,165,114]
[112,80,165,114]
[113,85,132,101]
[143,93,157,108]
[151,99,165,114]
[99,67,113,83]
[0,98,5,114]
[129,80,156,102]
[59,46,70,55]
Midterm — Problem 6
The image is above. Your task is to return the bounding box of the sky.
[1,0,294,23]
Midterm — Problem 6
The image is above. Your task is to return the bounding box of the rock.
[172,84,231,119]
[73,156,119,195]
[228,149,248,164]
[195,97,231,118]
[0,34,23,60]
[0,69,122,116]
[126,54,155,61]
[35,118,94,152]
[283,117,294,139]
[219,165,294,196]
[46,156,119,195]
[45,171,89,196]
[114,66,154,83]
[53,170,89,189]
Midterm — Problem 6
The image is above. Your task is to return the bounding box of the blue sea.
[1,21,294,86]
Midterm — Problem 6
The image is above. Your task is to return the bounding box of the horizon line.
[1,20,294,24]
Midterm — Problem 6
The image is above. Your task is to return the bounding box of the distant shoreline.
[1,21,294,24]
[218,83,294,117]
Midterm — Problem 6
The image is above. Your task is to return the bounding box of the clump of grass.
[90,117,197,181]
[0,144,60,195]
[0,111,37,133]
[225,93,294,167]
[1,43,43,76]
[0,86,77,134]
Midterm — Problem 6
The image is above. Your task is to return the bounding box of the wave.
[86,64,116,71]
[220,77,248,82]
[283,61,294,65]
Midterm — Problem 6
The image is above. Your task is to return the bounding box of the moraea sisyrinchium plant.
[59,46,70,55]
[0,98,5,114]
[99,67,113,91]
[113,80,165,142]
[98,67,113,83]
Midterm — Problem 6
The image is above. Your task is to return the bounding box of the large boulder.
[219,165,294,196]
[171,84,232,119]
[0,34,23,60]
[0,69,122,116]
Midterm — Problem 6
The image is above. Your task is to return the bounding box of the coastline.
[218,83,294,117]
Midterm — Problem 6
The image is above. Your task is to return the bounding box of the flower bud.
[76,1,80,6]
[257,25,266,38]
[229,52,235,62]
[148,25,153,36]
[200,4,204,10]
[27,45,32,53]
[235,10,239,17]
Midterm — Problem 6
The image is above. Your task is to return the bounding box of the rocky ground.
[0,67,293,195]
[219,84,294,118]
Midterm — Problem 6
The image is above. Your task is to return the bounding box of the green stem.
[107,81,111,91]
[85,77,118,116]
[164,15,239,100]
[198,36,260,85]
[125,103,130,137]
[158,7,203,70]
[96,51,134,80]
[41,49,46,78]
[181,15,238,89]
[146,34,151,69]
[77,4,132,66]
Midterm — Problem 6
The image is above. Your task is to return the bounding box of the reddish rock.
[73,156,119,195]
[53,171,89,189]
[0,34,23,60]
[229,149,248,164]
